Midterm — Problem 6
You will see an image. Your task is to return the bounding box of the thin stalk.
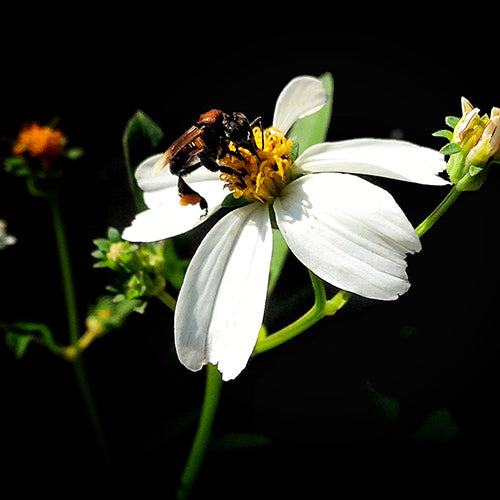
[177,364,223,500]
[415,186,461,237]
[253,271,329,355]
[155,289,177,311]
[49,195,113,471]
[50,195,79,344]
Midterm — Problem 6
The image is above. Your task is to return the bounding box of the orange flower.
[13,123,66,169]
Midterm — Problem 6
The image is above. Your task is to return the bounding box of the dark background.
[1,7,498,498]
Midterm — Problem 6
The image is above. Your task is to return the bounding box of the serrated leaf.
[123,110,164,211]
[287,72,334,156]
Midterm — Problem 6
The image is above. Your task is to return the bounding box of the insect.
[153,109,262,212]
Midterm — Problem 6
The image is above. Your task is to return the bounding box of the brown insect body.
[154,109,261,212]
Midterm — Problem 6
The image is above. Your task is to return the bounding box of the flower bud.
[440,98,500,191]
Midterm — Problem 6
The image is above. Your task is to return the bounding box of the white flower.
[123,76,448,381]
[0,219,16,250]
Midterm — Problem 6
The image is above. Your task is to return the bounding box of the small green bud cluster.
[92,227,166,305]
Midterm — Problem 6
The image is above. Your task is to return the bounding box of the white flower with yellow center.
[123,76,448,381]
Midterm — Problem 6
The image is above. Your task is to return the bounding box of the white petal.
[272,76,329,135]
[293,139,449,185]
[122,203,211,242]
[274,173,421,301]
[123,154,229,242]
[175,202,273,381]
[135,154,226,210]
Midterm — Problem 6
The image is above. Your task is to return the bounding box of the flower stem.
[155,289,177,311]
[177,364,223,500]
[253,272,350,356]
[415,185,461,237]
[50,195,79,344]
[49,195,113,473]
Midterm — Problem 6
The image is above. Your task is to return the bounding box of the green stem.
[155,289,177,311]
[415,186,461,237]
[253,272,350,356]
[177,364,223,500]
[49,195,113,472]
[50,195,79,345]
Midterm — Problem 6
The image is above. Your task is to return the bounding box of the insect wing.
[153,125,202,174]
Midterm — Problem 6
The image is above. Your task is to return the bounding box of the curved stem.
[253,271,331,355]
[177,364,223,500]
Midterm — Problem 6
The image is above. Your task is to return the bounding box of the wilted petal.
[175,202,273,381]
[274,173,421,301]
[293,139,449,185]
[273,76,329,135]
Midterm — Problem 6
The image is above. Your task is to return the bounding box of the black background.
[1,7,498,498]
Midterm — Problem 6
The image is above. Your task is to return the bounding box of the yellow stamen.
[219,127,293,203]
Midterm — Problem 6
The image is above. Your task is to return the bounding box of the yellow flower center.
[219,127,293,203]
[13,123,66,168]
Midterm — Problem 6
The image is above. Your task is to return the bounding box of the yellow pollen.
[219,127,293,203]
[13,123,66,169]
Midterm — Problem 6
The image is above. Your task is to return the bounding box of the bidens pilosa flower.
[123,76,448,380]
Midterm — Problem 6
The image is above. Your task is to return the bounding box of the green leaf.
[221,193,251,209]
[432,129,453,140]
[440,142,462,155]
[469,164,483,177]
[5,322,57,357]
[5,332,34,358]
[287,72,334,156]
[93,238,111,252]
[268,229,289,295]
[445,115,460,128]
[123,110,165,211]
